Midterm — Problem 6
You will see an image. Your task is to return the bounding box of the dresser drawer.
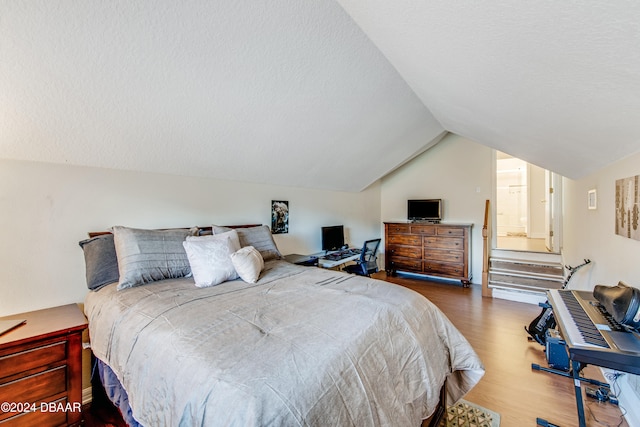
[424,249,464,264]
[424,236,464,250]
[386,224,411,234]
[410,225,436,236]
[436,226,465,237]
[0,366,66,407]
[390,258,422,271]
[0,341,66,381]
[388,245,422,259]
[424,262,464,277]
[387,234,421,246]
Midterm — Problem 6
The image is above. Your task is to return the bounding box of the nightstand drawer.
[0,397,68,427]
[0,304,87,426]
[0,341,66,380]
[0,366,66,407]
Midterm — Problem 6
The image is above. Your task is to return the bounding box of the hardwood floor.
[84,273,629,427]
[377,272,629,427]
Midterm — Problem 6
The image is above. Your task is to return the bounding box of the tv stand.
[411,220,440,224]
[384,222,472,287]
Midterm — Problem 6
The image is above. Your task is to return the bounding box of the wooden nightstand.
[0,304,87,426]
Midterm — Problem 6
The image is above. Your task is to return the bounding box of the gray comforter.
[85,260,484,426]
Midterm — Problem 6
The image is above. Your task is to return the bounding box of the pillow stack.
[183,231,240,287]
[79,225,276,290]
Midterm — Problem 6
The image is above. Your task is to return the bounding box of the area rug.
[439,399,500,427]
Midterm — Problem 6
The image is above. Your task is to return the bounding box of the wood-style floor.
[84,273,629,427]
[379,272,629,427]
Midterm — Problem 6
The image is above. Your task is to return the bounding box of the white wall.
[562,150,640,290]
[0,158,381,316]
[562,151,640,427]
[380,133,494,283]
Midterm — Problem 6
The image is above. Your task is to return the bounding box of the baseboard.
[491,287,547,305]
[82,386,93,406]
[601,368,640,427]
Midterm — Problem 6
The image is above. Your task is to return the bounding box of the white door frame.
[544,170,562,253]
[492,150,562,253]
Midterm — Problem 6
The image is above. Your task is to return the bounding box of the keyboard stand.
[533,349,610,427]
[535,360,587,427]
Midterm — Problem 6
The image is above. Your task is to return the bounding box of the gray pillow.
[79,234,119,290]
[112,226,198,290]
[212,225,282,261]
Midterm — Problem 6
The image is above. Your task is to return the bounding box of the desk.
[318,253,360,269]
[283,254,318,266]
[284,252,360,269]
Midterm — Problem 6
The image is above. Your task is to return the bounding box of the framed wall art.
[615,175,640,240]
[271,200,289,234]
[587,189,597,210]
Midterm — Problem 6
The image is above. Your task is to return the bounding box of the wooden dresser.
[0,304,87,426]
[384,222,472,286]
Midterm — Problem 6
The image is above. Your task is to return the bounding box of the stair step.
[488,272,564,290]
[490,249,562,264]
[489,260,563,277]
[490,285,548,305]
[489,279,559,292]
[489,268,563,281]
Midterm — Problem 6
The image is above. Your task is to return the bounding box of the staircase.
[488,249,564,305]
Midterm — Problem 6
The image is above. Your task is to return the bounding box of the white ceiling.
[336,0,640,179]
[2,1,639,191]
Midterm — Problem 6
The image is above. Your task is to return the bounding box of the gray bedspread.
[85,260,484,426]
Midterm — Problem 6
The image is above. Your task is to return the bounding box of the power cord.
[586,371,627,427]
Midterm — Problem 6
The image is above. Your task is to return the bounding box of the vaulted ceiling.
[2,1,639,191]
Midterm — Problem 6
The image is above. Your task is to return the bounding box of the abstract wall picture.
[271,200,289,234]
[587,189,597,210]
[615,175,640,240]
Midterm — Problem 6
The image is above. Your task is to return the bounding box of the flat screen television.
[408,199,442,222]
[321,225,345,252]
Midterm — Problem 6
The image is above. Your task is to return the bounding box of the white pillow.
[183,235,239,287]
[186,229,241,251]
[231,246,264,283]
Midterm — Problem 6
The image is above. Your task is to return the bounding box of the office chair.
[343,238,381,277]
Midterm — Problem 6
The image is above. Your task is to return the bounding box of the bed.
[81,224,484,426]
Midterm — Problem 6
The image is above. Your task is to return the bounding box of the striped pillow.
[112,226,198,290]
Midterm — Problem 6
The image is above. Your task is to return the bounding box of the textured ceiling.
[0,0,443,192]
[2,1,640,192]
[335,0,640,179]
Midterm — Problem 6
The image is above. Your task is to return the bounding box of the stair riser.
[489,260,563,277]
[489,273,564,290]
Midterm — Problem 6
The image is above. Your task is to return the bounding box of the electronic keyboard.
[547,289,640,375]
